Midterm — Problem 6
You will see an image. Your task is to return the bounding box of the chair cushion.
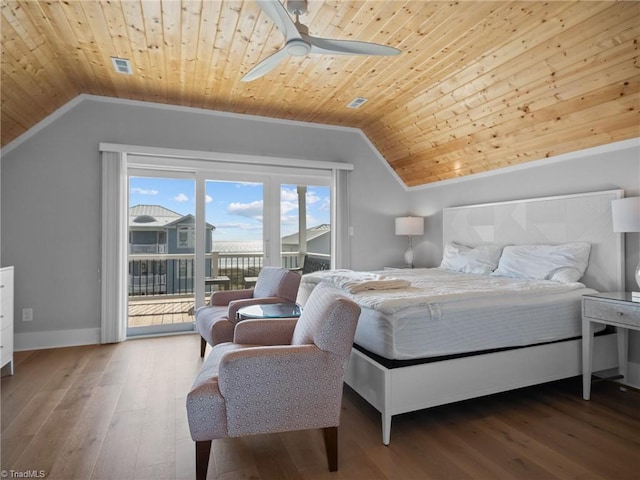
[254,266,301,301]
[194,305,230,345]
[291,283,361,358]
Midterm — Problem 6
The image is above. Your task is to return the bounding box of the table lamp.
[611,196,640,297]
[395,216,424,267]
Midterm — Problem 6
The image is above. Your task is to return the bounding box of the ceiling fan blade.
[241,48,289,82]
[256,0,301,42]
[307,35,401,56]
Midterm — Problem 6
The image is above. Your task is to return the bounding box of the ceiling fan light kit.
[242,0,401,82]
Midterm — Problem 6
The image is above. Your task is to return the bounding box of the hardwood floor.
[1,334,639,479]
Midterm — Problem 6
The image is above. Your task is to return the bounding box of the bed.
[297,190,624,444]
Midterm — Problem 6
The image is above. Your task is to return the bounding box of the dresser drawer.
[0,298,12,329]
[583,298,640,328]
[0,269,14,301]
[1,326,13,368]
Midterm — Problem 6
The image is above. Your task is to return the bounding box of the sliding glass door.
[127,173,196,336]
[102,144,351,344]
[124,161,334,338]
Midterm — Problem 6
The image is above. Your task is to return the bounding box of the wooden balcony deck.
[128,296,194,327]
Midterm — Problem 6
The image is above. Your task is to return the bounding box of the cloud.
[235,182,262,188]
[174,193,189,203]
[281,200,298,215]
[281,187,298,202]
[131,187,158,195]
[280,214,298,226]
[318,197,330,211]
[306,191,321,205]
[205,195,212,203]
[228,200,263,218]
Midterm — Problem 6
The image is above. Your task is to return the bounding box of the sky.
[129,177,330,241]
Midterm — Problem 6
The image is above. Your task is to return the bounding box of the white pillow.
[439,242,503,275]
[491,242,591,283]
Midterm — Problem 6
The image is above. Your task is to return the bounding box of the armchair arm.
[211,288,253,306]
[233,318,298,345]
[227,296,290,323]
[218,346,345,436]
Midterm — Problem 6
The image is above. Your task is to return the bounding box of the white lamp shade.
[611,197,640,233]
[395,216,424,236]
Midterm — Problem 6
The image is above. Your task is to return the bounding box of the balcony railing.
[128,251,319,296]
[130,244,167,254]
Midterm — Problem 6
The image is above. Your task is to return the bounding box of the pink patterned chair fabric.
[194,266,301,356]
[186,282,361,480]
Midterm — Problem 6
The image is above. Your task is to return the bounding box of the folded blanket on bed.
[312,270,411,294]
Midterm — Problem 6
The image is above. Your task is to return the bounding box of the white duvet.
[301,268,589,315]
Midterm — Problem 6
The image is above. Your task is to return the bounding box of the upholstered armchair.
[186,282,361,480]
[194,266,301,357]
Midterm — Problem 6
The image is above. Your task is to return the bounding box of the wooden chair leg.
[200,336,206,357]
[323,426,338,472]
[195,440,212,480]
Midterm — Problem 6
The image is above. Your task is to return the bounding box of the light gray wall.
[1,96,406,339]
[408,141,640,362]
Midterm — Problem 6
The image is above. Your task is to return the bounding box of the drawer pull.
[616,312,624,316]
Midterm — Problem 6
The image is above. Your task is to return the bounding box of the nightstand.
[582,292,640,400]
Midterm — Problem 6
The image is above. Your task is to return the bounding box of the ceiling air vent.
[111,57,133,75]
[347,97,368,109]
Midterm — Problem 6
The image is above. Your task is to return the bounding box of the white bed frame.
[344,189,625,445]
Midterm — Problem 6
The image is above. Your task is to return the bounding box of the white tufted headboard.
[442,189,625,292]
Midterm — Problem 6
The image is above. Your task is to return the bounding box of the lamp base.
[631,262,640,302]
[632,260,640,302]
[404,247,414,267]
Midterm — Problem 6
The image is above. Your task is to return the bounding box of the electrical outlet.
[22,308,33,322]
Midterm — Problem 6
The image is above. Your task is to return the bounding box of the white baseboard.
[14,328,101,351]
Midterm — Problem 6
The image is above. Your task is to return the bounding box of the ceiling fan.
[241,0,401,82]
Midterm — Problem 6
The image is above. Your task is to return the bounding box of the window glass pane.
[206,180,264,290]
[280,184,331,271]
[128,176,195,335]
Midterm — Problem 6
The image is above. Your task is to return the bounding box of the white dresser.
[1,266,14,376]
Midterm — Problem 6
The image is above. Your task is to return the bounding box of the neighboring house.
[129,205,214,295]
[281,224,330,256]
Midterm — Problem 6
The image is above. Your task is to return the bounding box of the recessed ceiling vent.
[347,97,368,109]
[111,57,133,75]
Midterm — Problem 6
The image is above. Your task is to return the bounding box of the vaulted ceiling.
[2,1,639,187]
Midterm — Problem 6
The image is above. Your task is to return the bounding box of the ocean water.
[213,240,263,253]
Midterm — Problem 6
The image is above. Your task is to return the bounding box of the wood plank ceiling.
[2,1,639,187]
